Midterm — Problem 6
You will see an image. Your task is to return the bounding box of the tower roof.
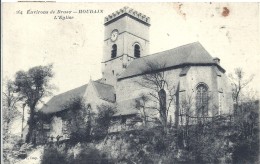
[104,6,150,26]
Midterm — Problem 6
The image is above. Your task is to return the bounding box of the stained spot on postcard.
[222,7,230,17]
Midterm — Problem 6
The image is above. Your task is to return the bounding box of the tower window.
[111,44,117,58]
[196,83,209,117]
[112,70,114,75]
[134,44,140,58]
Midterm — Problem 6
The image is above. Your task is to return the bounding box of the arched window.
[196,83,208,117]
[134,44,140,58]
[159,89,167,117]
[111,44,117,58]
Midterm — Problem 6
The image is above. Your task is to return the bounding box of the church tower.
[102,6,150,86]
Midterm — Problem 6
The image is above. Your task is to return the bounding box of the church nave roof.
[119,42,225,80]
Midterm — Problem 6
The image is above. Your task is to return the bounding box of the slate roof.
[41,84,88,114]
[119,42,224,80]
[92,81,116,103]
[40,80,115,114]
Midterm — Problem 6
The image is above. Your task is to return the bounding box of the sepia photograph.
[2,2,260,164]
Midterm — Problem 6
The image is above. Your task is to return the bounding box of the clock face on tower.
[110,30,119,42]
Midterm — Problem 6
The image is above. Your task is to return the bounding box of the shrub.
[154,139,167,154]
[232,139,259,164]
[72,148,101,164]
[68,144,111,164]
[41,146,67,164]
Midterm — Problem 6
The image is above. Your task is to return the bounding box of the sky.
[2,2,260,134]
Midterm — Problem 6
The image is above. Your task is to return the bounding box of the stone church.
[38,7,233,142]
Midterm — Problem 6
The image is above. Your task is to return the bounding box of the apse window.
[196,83,209,116]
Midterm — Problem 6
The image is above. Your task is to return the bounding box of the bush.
[41,143,113,164]
[72,148,101,164]
[154,139,167,154]
[232,139,259,164]
[41,146,67,164]
[69,145,110,164]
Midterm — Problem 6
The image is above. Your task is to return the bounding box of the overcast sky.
[3,2,260,108]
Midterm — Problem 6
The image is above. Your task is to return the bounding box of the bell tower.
[101,6,150,86]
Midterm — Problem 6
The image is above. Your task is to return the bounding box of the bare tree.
[135,61,176,132]
[2,79,23,163]
[229,68,254,107]
[135,94,150,127]
[2,79,22,141]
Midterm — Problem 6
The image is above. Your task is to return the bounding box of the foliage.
[2,80,22,141]
[232,138,259,164]
[3,135,23,163]
[183,121,231,163]
[71,145,109,164]
[2,79,23,163]
[227,67,259,163]
[115,116,235,163]
[232,100,259,163]
[14,64,54,143]
[59,97,91,142]
[41,146,67,164]
[113,127,178,163]
[41,144,113,164]
[93,105,116,139]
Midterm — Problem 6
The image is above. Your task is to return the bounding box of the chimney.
[213,57,220,65]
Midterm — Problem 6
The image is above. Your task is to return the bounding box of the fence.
[179,114,234,126]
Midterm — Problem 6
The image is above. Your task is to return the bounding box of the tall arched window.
[159,89,167,118]
[111,44,117,58]
[196,83,208,117]
[134,44,140,58]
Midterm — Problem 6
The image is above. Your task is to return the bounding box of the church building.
[39,7,233,142]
